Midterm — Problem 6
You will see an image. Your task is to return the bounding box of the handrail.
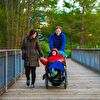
[0,49,24,95]
[72,48,100,51]
[0,49,21,52]
[71,49,100,72]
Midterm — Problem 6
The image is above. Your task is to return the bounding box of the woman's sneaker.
[26,80,30,86]
[31,84,35,88]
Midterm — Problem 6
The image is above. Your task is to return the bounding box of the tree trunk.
[4,0,10,49]
[11,0,14,48]
[15,0,20,48]
[26,0,31,33]
[80,0,86,48]
[70,35,73,49]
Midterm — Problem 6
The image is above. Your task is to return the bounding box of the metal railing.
[0,49,24,94]
[71,49,100,72]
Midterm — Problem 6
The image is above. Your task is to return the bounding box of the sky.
[57,0,79,11]
[57,0,65,11]
[57,0,100,11]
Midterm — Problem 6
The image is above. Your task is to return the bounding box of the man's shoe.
[26,80,30,86]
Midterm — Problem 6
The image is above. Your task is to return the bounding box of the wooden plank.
[0,59,100,100]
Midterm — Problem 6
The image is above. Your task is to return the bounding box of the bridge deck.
[0,59,100,100]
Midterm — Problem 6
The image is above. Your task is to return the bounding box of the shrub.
[65,49,71,58]
[40,41,50,57]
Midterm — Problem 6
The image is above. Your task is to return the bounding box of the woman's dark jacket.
[21,37,43,67]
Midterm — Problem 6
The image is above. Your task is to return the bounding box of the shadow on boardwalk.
[0,59,100,100]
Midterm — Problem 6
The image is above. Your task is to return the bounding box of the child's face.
[52,51,57,55]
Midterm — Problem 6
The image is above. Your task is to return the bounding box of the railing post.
[5,51,8,92]
[20,50,23,77]
[99,51,100,71]
[98,51,100,70]
[14,50,17,83]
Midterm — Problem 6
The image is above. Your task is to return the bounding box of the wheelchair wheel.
[45,71,48,89]
[64,68,68,89]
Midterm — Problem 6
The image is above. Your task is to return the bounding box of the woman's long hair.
[28,29,38,39]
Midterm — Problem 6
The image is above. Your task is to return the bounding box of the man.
[49,26,66,51]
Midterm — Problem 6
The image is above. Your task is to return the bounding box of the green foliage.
[64,1,72,8]
[0,1,7,49]
[0,0,100,49]
[65,49,71,58]
[40,41,50,57]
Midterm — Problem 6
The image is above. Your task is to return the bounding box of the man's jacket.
[49,32,66,51]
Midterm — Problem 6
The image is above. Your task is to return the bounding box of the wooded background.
[0,0,100,49]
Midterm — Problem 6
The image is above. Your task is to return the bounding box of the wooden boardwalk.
[0,59,100,100]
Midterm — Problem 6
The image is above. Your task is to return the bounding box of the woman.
[21,29,43,88]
